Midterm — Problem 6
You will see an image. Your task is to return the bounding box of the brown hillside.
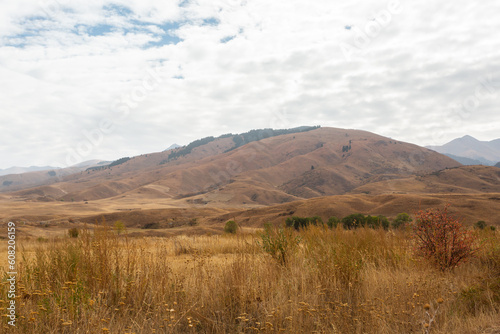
[351,165,500,195]
[208,193,500,228]
[2,127,462,206]
[0,167,83,193]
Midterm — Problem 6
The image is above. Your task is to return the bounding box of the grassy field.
[1,224,499,333]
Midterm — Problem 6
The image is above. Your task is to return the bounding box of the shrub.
[378,215,390,230]
[365,215,390,230]
[341,213,366,229]
[327,216,340,228]
[68,227,79,238]
[413,205,478,270]
[392,213,412,229]
[285,216,323,230]
[258,223,301,266]
[474,221,487,230]
[224,220,238,234]
[310,215,324,226]
[114,220,126,235]
[143,222,160,229]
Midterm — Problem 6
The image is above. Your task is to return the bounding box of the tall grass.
[1,225,499,333]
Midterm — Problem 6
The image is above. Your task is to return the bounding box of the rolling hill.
[1,126,499,226]
[2,127,462,203]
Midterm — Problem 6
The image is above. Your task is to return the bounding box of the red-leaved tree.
[413,205,477,270]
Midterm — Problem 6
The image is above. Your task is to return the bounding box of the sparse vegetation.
[163,136,216,163]
[227,126,321,152]
[1,219,498,333]
[258,223,301,266]
[108,157,131,167]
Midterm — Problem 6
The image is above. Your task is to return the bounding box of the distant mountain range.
[0,160,109,177]
[427,135,500,166]
[0,160,109,192]
[0,166,59,176]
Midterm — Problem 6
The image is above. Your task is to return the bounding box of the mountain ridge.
[427,135,500,165]
[2,127,500,226]
[1,127,466,205]
[0,165,59,176]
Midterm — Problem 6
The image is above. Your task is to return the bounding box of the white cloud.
[0,0,499,168]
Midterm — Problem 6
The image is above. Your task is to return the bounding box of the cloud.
[0,0,499,168]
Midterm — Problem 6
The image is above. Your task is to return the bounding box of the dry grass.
[0,225,499,333]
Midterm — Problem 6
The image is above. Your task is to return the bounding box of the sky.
[0,0,499,169]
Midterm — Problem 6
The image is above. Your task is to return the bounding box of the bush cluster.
[286,214,389,230]
[285,216,323,230]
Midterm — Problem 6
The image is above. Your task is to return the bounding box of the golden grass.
[0,225,499,333]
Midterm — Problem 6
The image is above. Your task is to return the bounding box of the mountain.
[1,127,464,205]
[164,144,181,151]
[444,154,484,166]
[2,126,500,226]
[0,166,59,176]
[70,160,110,168]
[0,160,108,192]
[427,135,500,165]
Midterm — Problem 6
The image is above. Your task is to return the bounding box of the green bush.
[224,220,238,234]
[327,216,340,228]
[341,213,366,229]
[68,227,79,238]
[258,223,301,266]
[392,213,412,229]
[114,220,126,235]
[285,216,323,230]
[474,221,487,230]
[376,215,390,230]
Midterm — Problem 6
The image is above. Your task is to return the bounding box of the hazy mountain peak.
[165,144,182,151]
[427,135,500,165]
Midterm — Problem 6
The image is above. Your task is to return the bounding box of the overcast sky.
[0,0,499,169]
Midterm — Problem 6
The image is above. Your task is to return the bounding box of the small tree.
[342,213,366,229]
[377,215,390,230]
[392,213,412,229]
[327,216,340,228]
[413,205,477,270]
[474,221,487,230]
[224,220,238,234]
[114,220,126,235]
[68,227,79,238]
[285,216,323,230]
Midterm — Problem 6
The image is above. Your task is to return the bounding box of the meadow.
[0,222,499,333]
